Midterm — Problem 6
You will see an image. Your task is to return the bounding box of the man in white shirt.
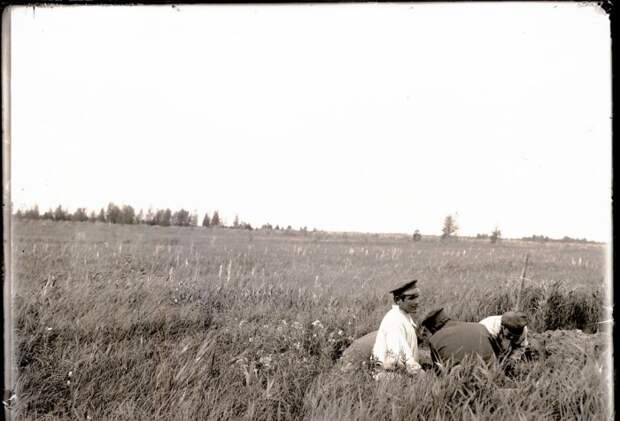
[479,311,529,362]
[371,279,422,377]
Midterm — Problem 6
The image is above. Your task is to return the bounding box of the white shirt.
[372,305,421,373]
[479,315,529,348]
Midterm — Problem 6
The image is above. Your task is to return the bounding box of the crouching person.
[371,280,422,379]
[421,308,498,374]
[479,311,529,362]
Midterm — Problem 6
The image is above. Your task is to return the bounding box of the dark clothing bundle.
[428,320,500,366]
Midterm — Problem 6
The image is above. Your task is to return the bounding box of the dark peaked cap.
[421,308,451,332]
[501,311,528,334]
[389,279,418,296]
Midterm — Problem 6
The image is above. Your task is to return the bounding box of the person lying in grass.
[421,308,499,373]
[370,279,422,378]
[479,311,529,362]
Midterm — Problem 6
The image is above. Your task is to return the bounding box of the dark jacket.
[428,320,499,366]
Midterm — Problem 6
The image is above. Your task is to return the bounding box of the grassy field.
[9,220,612,420]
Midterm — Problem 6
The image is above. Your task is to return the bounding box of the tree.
[490,226,501,243]
[233,214,240,228]
[96,208,106,222]
[23,205,40,219]
[42,208,54,220]
[202,212,211,227]
[136,209,145,224]
[522,234,549,243]
[211,211,221,227]
[54,205,68,221]
[240,222,253,230]
[172,209,191,226]
[189,211,198,227]
[163,209,172,226]
[156,209,172,226]
[88,210,97,223]
[145,208,155,225]
[413,229,422,241]
[441,215,458,240]
[72,208,89,222]
[152,209,163,226]
[120,205,136,224]
[106,203,122,224]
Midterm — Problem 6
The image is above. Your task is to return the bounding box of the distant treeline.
[519,234,595,244]
[13,203,258,230]
[13,204,596,243]
[14,203,315,233]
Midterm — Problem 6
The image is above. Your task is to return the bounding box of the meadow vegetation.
[10,220,611,420]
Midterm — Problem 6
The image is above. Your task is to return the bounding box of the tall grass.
[10,220,611,420]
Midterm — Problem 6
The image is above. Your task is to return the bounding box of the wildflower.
[259,355,273,369]
[68,371,72,378]
[233,356,248,366]
[338,330,343,336]
[292,322,303,330]
[311,320,324,329]
[46,327,52,331]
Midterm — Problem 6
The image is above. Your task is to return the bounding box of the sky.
[7,3,612,242]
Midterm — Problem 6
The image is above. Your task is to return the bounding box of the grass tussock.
[306,355,609,421]
[10,220,611,420]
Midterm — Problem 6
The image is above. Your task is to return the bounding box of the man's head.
[501,312,528,335]
[421,308,451,334]
[500,311,528,347]
[390,280,420,314]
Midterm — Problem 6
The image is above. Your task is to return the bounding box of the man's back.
[339,330,378,371]
[429,320,499,366]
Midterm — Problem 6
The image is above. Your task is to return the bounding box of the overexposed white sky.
[7,3,612,241]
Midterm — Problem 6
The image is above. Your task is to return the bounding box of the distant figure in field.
[479,311,529,362]
[422,308,498,372]
[371,279,422,378]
